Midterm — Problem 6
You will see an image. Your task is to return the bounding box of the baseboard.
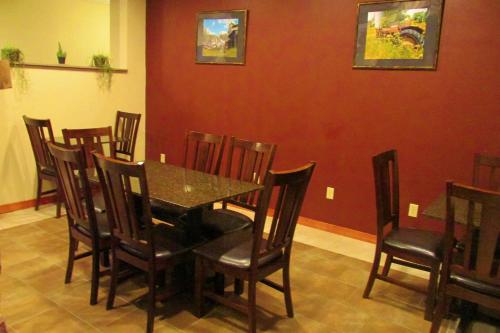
[297,215,376,244]
[0,195,57,214]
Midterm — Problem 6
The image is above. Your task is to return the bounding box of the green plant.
[1,46,28,92]
[1,47,24,64]
[91,54,112,90]
[57,42,67,58]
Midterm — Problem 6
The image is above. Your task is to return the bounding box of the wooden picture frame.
[353,0,444,70]
[196,10,248,65]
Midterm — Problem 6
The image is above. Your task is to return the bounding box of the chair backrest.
[62,126,115,168]
[114,111,141,161]
[251,162,316,269]
[183,130,226,175]
[372,150,400,236]
[224,136,276,211]
[23,115,55,172]
[93,153,155,257]
[47,143,98,236]
[444,182,500,287]
[473,153,500,191]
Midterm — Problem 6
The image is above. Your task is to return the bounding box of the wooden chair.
[151,130,226,222]
[202,136,276,236]
[473,153,500,191]
[363,150,444,321]
[23,115,63,217]
[114,111,141,161]
[62,126,115,168]
[194,162,316,333]
[47,143,110,305]
[183,130,226,175]
[430,182,500,333]
[93,153,199,333]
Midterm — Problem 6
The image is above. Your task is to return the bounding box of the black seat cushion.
[383,228,443,261]
[75,212,111,239]
[450,273,500,298]
[201,208,253,236]
[193,228,283,270]
[120,223,199,260]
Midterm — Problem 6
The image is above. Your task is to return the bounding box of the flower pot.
[93,56,109,68]
[57,56,66,65]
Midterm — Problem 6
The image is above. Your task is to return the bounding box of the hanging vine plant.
[1,47,28,92]
[91,54,112,91]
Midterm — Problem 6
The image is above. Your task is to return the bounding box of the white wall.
[0,0,145,206]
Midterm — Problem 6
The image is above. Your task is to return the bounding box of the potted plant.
[91,54,112,90]
[1,46,28,92]
[57,42,67,64]
[1,47,23,64]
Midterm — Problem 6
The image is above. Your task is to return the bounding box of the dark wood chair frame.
[93,153,193,333]
[62,126,115,168]
[194,162,316,333]
[23,115,62,217]
[430,182,500,333]
[222,136,276,211]
[363,149,442,321]
[183,130,226,175]
[47,143,110,305]
[114,110,141,161]
[473,153,500,191]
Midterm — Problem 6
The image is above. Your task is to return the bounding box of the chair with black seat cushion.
[430,182,500,333]
[47,143,110,305]
[202,136,276,237]
[473,153,500,191]
[194,162,316,333]
[93,152,199,333]
[363,149,444,321]
[23,115,63,217]
[151,130,226,222]
[114,110,141,161]
[183,130,226,175]
[62,126,115,212]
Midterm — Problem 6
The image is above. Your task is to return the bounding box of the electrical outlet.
[326,187,335,200]
[408,203,419,218]
[160,153,166,163]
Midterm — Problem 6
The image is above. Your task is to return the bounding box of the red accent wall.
[146,0,500,234]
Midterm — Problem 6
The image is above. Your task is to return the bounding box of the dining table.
[423,193,482,226]
[88,160,263,241]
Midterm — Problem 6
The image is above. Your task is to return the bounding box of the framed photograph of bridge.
[353,0,444,70]
[196,10,248,65]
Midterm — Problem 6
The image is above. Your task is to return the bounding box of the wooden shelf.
[11,62,127,73]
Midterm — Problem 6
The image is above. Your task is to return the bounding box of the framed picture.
[196,10,248,65]
[353,0,444,70]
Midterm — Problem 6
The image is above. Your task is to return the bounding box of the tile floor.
[0,204,479,332]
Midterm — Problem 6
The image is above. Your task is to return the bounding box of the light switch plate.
[408,203,419,218]
[326,187,335,200]
[160,153,166,163]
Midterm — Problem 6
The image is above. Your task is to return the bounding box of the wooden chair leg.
[146,267,157,333]
[101,250,110,268]
[430,294,451,333]
[248,277,257,333]
[283,263,294,318]
[194,257,205,317]
[55,187,62,218]
[65,237,77,284]
[363,247,382,298]
[234,278,244,295]
[382,254,393,276]
[106,251,119,310]
[90,245,100,305]
[425,262,440,321]
[35,176,42,211]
